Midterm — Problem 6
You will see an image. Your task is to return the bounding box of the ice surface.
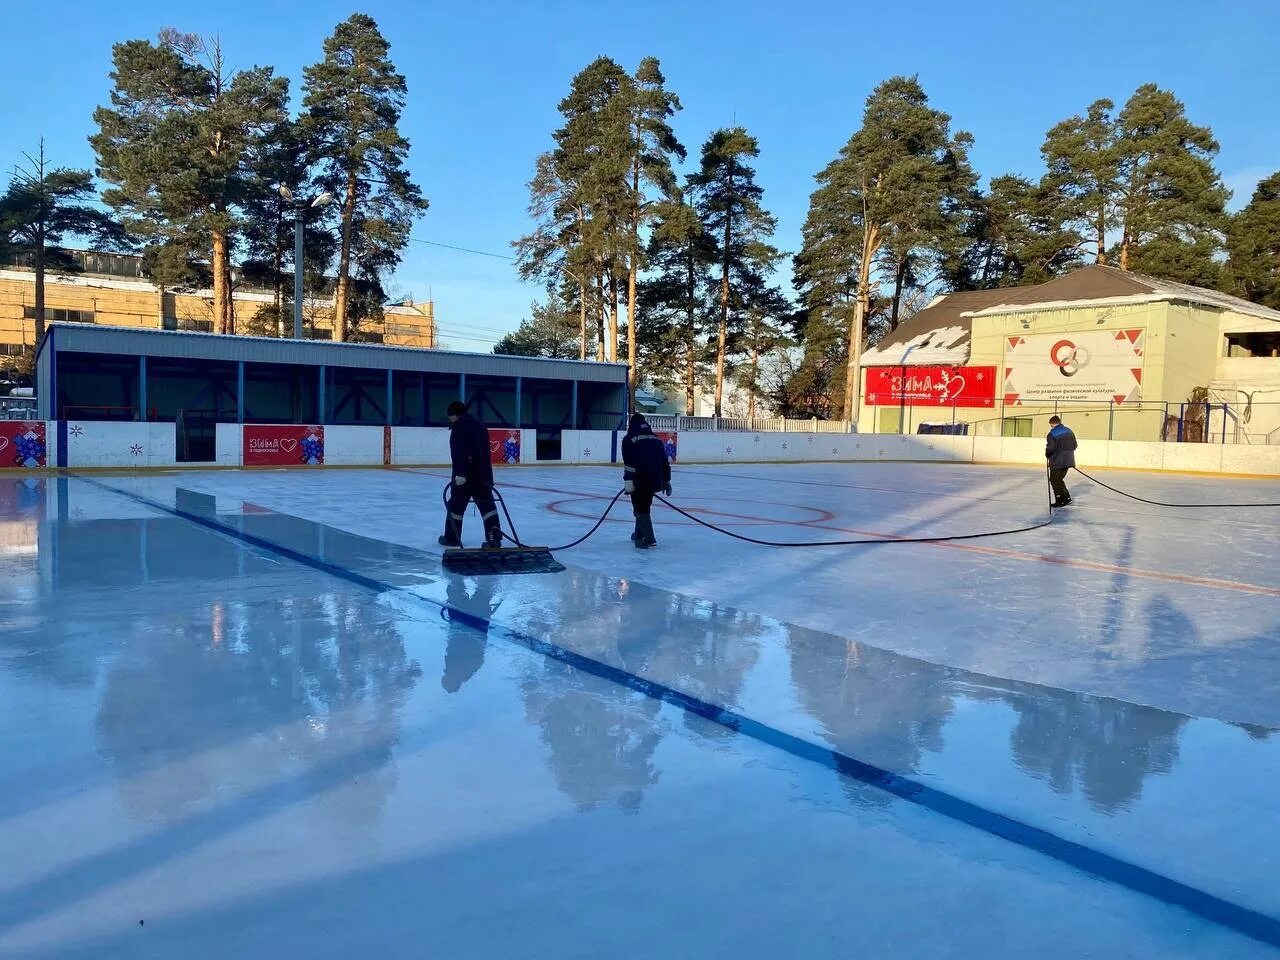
[1,465,1278,958]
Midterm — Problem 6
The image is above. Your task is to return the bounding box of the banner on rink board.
[1003,329,1145,405]
[0,421,47,468]
[656,431,678,462]
[489,429,521,465]
[864,365,997,408]
[243,425,324,466]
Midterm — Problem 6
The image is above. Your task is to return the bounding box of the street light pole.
[293,203,305,340]
[278,185,333,340]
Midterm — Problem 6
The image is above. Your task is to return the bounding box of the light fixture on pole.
[279,185,333,340]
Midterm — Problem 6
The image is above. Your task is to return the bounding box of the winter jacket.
[1045,423,1078,470]
[449,413,494,488]
[622,416,671,492]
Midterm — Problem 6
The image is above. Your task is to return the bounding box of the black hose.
[1072,466,1280,508]
[443,475,1055,552]
[652,493,1055,547]
[442,481,626,552]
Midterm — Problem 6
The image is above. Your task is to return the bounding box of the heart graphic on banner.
[945,375,967,401]
[490,441,500,454]
[280,438,298,453]
[0,437,8,453]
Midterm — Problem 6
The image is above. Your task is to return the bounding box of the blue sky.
[2,0,1277,349]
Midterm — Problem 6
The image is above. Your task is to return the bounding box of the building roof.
[38,323,627,383]
[0,268,429,319]
[862,288,1025,366]
[965,264,1280,323]
[864,265,1280,367]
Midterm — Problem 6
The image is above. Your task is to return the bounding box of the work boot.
[483,526,503,549]
[638,513,657,548]
[440,513,464,547]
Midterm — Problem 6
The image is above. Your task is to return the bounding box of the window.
[385,322,426,338]
[0,343,25,357]
[307,329,333,341]
[162,317,214,332]
[1224,332,1280,358]
[23,306,94,323]
[1002,417,1033,438]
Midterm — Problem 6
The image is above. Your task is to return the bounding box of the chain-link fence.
[643,415,855,433]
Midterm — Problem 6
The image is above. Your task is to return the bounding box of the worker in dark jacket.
[621,413,672,549]
[1045,415,1078,507]
[440,400,502,548]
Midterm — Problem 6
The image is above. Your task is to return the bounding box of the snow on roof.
[862,324,970,366]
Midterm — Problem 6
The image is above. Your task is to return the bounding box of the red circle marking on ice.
[545,495,836,528]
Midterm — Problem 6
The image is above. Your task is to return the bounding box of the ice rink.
[2,461,1279,957]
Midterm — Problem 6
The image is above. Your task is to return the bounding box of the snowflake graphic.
[753,435,761,443]
[781,442,788,450]
[72,508,85,519]
[806,435,814,443]
[130,444,143,457]
[583,448,591,457]
[832,447,838,454]
[69,424,84,437]
[725,446,733,454]
[975,372,985,381]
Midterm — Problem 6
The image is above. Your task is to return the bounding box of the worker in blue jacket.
[1045,415,1078,507]
[440,400,503,548]
[621,413,672,549]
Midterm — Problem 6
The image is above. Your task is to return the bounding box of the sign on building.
[864,365,997,407]
[1003,330,1145,405]
[244,425,325,466]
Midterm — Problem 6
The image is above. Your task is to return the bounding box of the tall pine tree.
[92,31,288,334]
[689,127,783,416]
[624,58,684,395]
[1039,85,1228,283]
[637,190,715,414]
[302,14,426,342]
[795,76,974,420]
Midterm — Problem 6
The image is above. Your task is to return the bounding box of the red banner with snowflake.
[243,425,324,466]
[0,421,47,468]
[864,366,997,407]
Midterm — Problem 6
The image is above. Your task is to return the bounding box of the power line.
[408,237,516,261]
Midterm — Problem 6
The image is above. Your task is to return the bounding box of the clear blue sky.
[2,0,1277,349]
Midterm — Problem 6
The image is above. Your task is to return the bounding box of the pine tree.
[1039,86,1228,281]
[624,58,684,396]
[637,191,715,415]
[1113,84,1229,278]
[0,141,127,344]
[1041,99,1117,264]
[1227,172,1280,309]
[92,31,288,334]
[794,76,975,420]
[302,13,426,342]
[239,119,338,336]
[517,58,632,364]
[493,291,581,358]
[946,175,1085,288]
[688,127,783,416]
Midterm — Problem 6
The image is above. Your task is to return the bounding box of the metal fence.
[889,398,1280,445]
[0,397,37,421]
[644,415,854,433]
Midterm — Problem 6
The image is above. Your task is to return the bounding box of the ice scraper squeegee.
[441,544,565,576]
[438,484,628,577]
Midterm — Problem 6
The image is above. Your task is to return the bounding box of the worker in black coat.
[621,413,672,549]
[440,400,503,548]
[1045,415,1078,507]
